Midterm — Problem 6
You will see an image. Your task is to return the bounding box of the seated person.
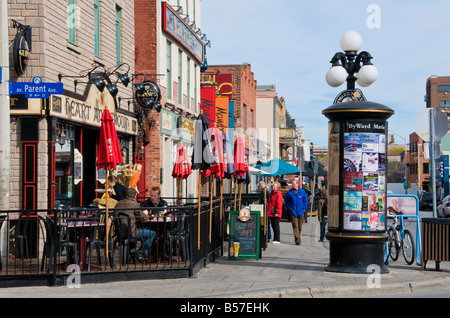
[140,186,168,209]
[107,175,128,201]
[115,188,155,260]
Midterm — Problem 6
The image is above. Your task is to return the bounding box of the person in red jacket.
[268,182,283,244]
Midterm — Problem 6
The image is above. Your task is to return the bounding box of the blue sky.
[201,0,450,147]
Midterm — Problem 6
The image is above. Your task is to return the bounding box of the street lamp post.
[322,31,394,274]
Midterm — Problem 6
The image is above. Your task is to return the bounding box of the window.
[194,65,198,113]
[187,57,191,110]
[68,0,76,44]
[94,0,100,57]
[166,41,172,100]
[115,5,122,66]
[438,85,450,92]
[439,100,450,107]
[178,49,183,105]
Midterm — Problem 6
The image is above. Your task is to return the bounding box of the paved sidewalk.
[0,217,449,298]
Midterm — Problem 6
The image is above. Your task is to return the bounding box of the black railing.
[0,194,262,287]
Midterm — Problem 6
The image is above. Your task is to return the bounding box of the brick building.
[135,0,204,201]
[8,0,136,209]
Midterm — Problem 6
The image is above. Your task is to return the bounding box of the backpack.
[322,199,327,216]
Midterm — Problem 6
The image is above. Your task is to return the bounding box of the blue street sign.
[9,76,63,98]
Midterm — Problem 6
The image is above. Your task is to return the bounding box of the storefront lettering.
[65,99,92,120]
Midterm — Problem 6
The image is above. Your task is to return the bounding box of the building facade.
[134,0,204,201]
[8,0,136,209]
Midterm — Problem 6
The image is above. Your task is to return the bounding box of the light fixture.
[53,126,66,146]
[92,77,106,92]
[106,83,118,98]
[326,31,378,90]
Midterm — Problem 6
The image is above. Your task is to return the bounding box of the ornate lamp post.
[322,31,394,274]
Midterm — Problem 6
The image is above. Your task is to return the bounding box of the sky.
[201,0,450,147]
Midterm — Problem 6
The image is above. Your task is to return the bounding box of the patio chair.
[161,210,190,264]
[86,212,115,271]
[39,215,78,273]
[115,212,139,265]
[11,211,31,259]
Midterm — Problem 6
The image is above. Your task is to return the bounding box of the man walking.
[284,179,309,245]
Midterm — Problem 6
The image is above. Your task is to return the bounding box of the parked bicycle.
[387,215,415,265]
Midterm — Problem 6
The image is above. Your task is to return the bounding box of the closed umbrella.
[97,107,123,263]
[233,137,249,210]
[172,143,192,204]
[191,114,215,249]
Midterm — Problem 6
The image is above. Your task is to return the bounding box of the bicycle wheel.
[387,226,399,261]
[402,229,415,265]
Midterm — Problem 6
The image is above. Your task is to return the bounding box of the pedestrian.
[114,188,156,262]
[317,188,328,242]
[302,183,311,223]
[267,182,283,244]
[258,181,272,241]
[284,179,309,245]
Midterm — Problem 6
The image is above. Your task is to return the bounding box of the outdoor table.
[58,214,104,271]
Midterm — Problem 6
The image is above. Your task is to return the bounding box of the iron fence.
[0,193,261,287]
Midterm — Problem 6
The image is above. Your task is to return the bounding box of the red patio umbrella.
[172,143,192,204]
[233,137,248,210]
[97,107,123,263]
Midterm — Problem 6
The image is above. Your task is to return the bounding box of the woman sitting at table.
[115,188,156,261]
[108,175,128,202]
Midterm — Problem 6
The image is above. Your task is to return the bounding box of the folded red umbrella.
[172,143,192,179]
[234,137,248,176]
[97,108,123,171]
[209,127,225,179]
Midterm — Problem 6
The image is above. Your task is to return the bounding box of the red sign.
[200,86,216,127]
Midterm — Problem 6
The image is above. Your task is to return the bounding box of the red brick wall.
[135,0,161,196]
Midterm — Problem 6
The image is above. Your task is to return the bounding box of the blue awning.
[255,158,299,176]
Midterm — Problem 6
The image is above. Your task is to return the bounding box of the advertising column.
[323,101,394,274]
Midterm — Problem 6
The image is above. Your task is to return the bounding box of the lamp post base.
[325,232,389,274]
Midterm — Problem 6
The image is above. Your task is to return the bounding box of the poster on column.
[343,121,387,232]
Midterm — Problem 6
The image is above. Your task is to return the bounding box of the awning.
[255,158,299,176]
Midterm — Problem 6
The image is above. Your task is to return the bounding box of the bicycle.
[386,214,415,265]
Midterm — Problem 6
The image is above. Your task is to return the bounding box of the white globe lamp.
[356,64,378,86]
[340,31,362,52]
[326,65,348,87]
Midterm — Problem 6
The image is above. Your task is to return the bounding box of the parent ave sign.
[9,76,63,99]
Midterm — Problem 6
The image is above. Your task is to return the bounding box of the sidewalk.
[1,217,449,298]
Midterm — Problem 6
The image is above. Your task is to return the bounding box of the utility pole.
[0,0,10,266]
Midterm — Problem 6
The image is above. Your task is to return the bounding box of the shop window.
[55,124,75,208]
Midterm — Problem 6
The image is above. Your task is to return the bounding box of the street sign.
[414,108,447,142]
[9,76,63,99]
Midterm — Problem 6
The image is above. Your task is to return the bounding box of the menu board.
[342,121,387,232]
[228,210,260,260]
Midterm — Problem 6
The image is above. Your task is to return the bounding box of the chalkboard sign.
[228,210,260,260]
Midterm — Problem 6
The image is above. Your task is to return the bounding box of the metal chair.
[162,210,190,264]
[39,215,79,273]
[86,212,115,271]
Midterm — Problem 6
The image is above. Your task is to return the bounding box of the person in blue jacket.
[284,179,309,245]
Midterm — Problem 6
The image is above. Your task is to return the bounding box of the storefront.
[11,86,138,210]
[160,108,196,202]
